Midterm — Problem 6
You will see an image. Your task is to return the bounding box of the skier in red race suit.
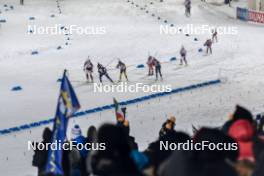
[147,56,155,76]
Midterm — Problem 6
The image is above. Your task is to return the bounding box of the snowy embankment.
[0,0,264,175]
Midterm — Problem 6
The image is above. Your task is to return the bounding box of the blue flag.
[45,70,80,175]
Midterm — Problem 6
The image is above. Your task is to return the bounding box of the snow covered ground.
[0,0,264,175]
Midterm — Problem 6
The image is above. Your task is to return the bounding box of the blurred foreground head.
[97,123,131,155]
[90,123,139,175]
[87,125,97,142]
[193,127,239,162]
[42,127,52,142]
[159,128,239,176]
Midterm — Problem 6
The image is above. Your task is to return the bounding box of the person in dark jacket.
[32,127,52,176]
[153,58,163,81]
[158,128,239,176]
[117,119,138,150]
[212,29,218,43]
[62,148,71,176]
[256,115,264,135]
[145,131,190,176]
[159,116,176,138]
[158,150,238,176]
[86,125,97,144]
[193,127,239,162]
[184,0,191,17]
[97,63,114,83]
[222,117,234,134]
[253,149,264,176]
[89,123,140,176]
[180,46,188,66]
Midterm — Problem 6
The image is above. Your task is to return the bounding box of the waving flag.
[113,98,125,122]
[45,70,80,175]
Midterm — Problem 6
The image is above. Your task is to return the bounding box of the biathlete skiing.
[180,46,188,66]
[97,63,114,83]
[147,56,154,76]
[153,58,163,81]
[83,58,94,82]
[116,60,128,82]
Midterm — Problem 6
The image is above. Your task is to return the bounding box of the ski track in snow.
[0,0,264,175]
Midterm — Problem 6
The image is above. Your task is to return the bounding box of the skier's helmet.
[148,56,152,61]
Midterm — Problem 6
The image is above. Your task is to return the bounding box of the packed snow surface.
[0,0,264,175]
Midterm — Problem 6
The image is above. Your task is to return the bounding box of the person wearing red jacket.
[228,119,255,162]
[147,56,154,76]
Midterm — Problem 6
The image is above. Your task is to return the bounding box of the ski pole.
[105,57,117,67]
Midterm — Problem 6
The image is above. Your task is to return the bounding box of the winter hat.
[71,124,82,139]
[228,119,255,162]
[233,105,253,123]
